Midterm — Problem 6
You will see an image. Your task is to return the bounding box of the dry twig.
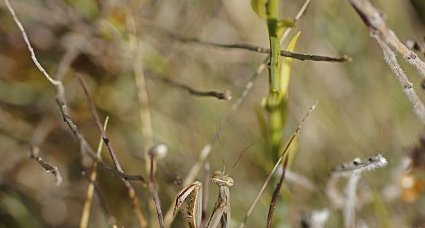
[348,0,425,124]
[29,146,63,186]
[148,145,168,228]
[175,38,350,63]
[148,74,232,100]
[266,156,289,228]
[348,0,425,77]
[77,74,148,227]
[375,36,425,123]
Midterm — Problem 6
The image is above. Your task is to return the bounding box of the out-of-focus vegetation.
[0,0,425,227]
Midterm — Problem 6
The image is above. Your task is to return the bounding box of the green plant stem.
[266,0,281,92]
[265,0,284,160]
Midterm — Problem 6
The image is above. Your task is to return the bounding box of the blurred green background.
[0,0,425,227]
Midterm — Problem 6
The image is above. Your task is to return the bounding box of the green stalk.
[266,0,281,92]
[265,0,284,162]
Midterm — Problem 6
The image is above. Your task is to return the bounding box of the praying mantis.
[173,170,234,228]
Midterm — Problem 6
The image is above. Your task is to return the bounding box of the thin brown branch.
[348,0,425,77]
[76,73,148,227]
[149,154,165,228]
[148,74,231,100]
[57,101,147,183]
[266,156,289,228]
[177,38,351,62]
[76,74,123,171]
[29,146,63,186]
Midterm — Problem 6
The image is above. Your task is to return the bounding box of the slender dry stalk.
[3,0,61,88]
[266,156,289,228]
[374,35,425,123]
[348,0,425,124]
[77,74,148,227]
[348,0,425,77]
[80,117,109,228]
[125,9,157,227]
[126,8,153,168]
[146,144,168,228]
[173,37,350,62]
[29,146,63,186]
[239,101,317,228]
[149,155,164,228]
[147,74,231,100]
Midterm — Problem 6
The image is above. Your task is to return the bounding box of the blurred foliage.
[0,0,425,227]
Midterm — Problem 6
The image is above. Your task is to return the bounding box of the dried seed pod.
[148,144,168,159]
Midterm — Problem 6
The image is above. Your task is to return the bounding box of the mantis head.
[211,170,234,187]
